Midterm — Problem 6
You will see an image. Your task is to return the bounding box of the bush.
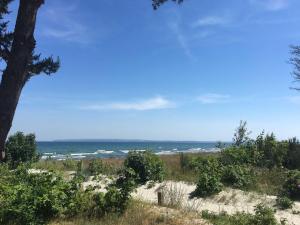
[252,204,278,225]
[221,165,253,188]
[276,196,294,210]
[88,159,104,175]
[281,170,300,201]
[220,147,253,166]
[201,204,278,225]
[5,132,38,168]
[192,158,223,197]
[124,151,165,185]
[0,164,134,225]
[284,138,300,170]
[256,133,288,168]
[0,165,79,225]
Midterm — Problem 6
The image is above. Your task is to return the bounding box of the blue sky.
[7,0,300,141]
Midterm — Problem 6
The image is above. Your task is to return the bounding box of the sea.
[37,141,223,160]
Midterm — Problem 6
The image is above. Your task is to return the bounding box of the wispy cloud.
[250,0,289,11]
[197,93,231,104]
[168,20,195,61]
[39,2,91,44]
[192,16,231,27]
[81,97,175,111]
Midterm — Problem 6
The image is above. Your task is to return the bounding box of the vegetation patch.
[202,204,279,225]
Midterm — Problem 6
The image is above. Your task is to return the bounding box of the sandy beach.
[131,181,300,225]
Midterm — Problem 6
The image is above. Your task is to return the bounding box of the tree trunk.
[0,0,44,161]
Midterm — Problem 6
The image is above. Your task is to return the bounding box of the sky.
[6,0,300,141]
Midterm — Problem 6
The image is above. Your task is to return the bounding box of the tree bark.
[0,0,44,161]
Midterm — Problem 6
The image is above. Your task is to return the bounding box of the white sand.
[132,181,300,225]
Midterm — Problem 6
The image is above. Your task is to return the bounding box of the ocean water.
[37,141,221,160]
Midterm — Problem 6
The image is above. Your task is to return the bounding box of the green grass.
[248,167,287,195]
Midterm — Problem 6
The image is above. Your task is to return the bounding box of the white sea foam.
[96,150,114,154]
[44,152,55,155]
[156,151,174,155]
[121,149,146,154]
[120,150,129,154]
[183,148,203,153]
[71,152,97,156]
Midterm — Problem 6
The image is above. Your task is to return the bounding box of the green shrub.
[281,170,300,201]
[189,156,220,172]
[220,147,253,166]
[0,164,134,225]
[201,204,278,225]
[88,159,104,175]
[91,185,132,217]
[192,158,223,197]
[0,165,77,225]
[256,133,288,168]
[252,204,278,225]
[221,165,253,188]
[124,151,165,185]
[276,196,294,210]
[5,132,38,168]
[284,138,300,170]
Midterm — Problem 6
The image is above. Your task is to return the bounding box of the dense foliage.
[281,170,300,201]
[5,132,38,168]
[221,165,253,188]
[88,159,105,175]
[0,164,134,225]
[284,138,300,170]
[202,204,279,225]
[185,122,300,198]
[192,157,223,197]
[124,150,165,185]
[276,196,294,210]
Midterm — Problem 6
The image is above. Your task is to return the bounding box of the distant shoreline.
[39,139,232,143]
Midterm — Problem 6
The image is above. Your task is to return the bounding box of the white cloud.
[81,97,175,111]
[250,0,289,11]
[39,2,91,44]
[197,93,231,104]
[192,16,230,27]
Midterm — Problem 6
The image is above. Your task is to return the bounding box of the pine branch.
[289,45,300,86]
[27,54,60,78]
[152,0,183,10]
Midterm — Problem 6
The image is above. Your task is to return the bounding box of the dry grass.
[161,153,210,183]
[49,201,209,225]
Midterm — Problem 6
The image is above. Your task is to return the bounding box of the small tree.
[289,45,300,90]
[5,132,38,168]
[233,120,251,147]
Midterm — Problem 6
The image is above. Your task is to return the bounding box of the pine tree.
[290,45,300,90]
[0,0,59,160]
[0,0,183,161]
